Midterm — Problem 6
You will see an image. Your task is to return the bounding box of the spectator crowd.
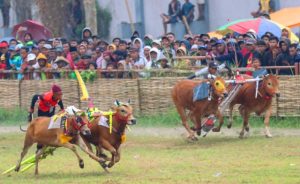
[0,25,300,80]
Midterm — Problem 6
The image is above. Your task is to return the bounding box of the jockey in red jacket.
[28,84,64,121]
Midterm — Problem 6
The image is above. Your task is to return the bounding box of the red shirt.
[38,91,60,112]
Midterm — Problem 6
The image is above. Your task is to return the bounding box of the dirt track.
[1,125,299,137]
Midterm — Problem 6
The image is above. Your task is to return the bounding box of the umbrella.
[207,31,223,39]
[270,7,300,28]
[216,17,299,43]
[217,18,253,35]
[12,20,52,42]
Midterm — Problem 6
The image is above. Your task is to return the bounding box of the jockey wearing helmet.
[28,84,64,121]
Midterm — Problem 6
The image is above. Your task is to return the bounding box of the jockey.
[28,84,64,121]
[188,61,223,136]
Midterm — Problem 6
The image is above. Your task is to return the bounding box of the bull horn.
[19,125,27,132]
[72,109,77,115]
[114,100,120,106]
[127,99,131,104]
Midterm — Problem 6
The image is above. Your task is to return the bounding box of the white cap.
[150,47,160,54]
[152,40,161,45]
[65,106,81,115]
[144,46,151,50]
[27,53,36,61]
[43,44,52,49]
[191,44,198,50]
[15,43,24,50]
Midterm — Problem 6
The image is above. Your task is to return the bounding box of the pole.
[125,0,135,34]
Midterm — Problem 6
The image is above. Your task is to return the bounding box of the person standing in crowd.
[0,41,10,71]
[277,43,297,75]
[20,53,36,80]
[82,27,93,43]
[9,46,23,79]
[129,47,146,70]
[160,0,181,34]
[0,54,6,79]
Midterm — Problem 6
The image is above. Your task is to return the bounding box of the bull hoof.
[187,135,198,141]
[265,134,273,138]
[108,162,114,168]
[212,127,220,132]
[196,129,201,136]
[245,127,250,132]
[79,160,84,169]
[239,133,245,139]
[99,161,107,168]
[227,124,232,129]
[15,166,20,172]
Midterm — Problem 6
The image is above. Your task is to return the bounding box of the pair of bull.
[172,74,280,140]
[15,100,136,175]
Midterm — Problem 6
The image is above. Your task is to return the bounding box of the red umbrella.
[12,20,53,42]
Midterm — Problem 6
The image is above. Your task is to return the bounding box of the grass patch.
[0,108,299,129]
[0,108,27,126]
[138,109,300,128]
[0,132,300,184]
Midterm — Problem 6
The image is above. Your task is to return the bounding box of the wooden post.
[83,0,98,35]
[124,0,135,34]
[295,63,300,75]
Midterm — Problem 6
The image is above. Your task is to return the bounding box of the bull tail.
[19,125,27,132]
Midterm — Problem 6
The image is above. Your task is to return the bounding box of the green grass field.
[0,108,299,183]
[0,129,300,184]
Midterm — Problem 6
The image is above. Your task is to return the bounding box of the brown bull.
[15,109,105,175]
[81,100,136,169]
[172,77,228,140]
[216,74,280,138]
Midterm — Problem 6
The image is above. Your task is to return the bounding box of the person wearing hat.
[9,45,23,79]
[0,54,6,79]
[157,55,171,69]
[129,46,146,69]
[143,46,152,64]
[69,46,80,69]
[54,56,69,69]
[52,56,70,79]
[76,54,91,70]
[82,27,93,43]
[0,41,10,71]
[204,61,218,79]
[215,39,227,56]
[20,53,36,80]
[152,40,161,49]
[78,43,88,56]
[149,47,161,67]
[35,53,52,79]
[29,84,64,118]
[143,34,153,47]
[174,46,190,69]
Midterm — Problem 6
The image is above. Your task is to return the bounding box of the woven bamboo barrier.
[0,80,19,108]
[0,76,299,117]
[79,79,140,113]
[20,80,79,110]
